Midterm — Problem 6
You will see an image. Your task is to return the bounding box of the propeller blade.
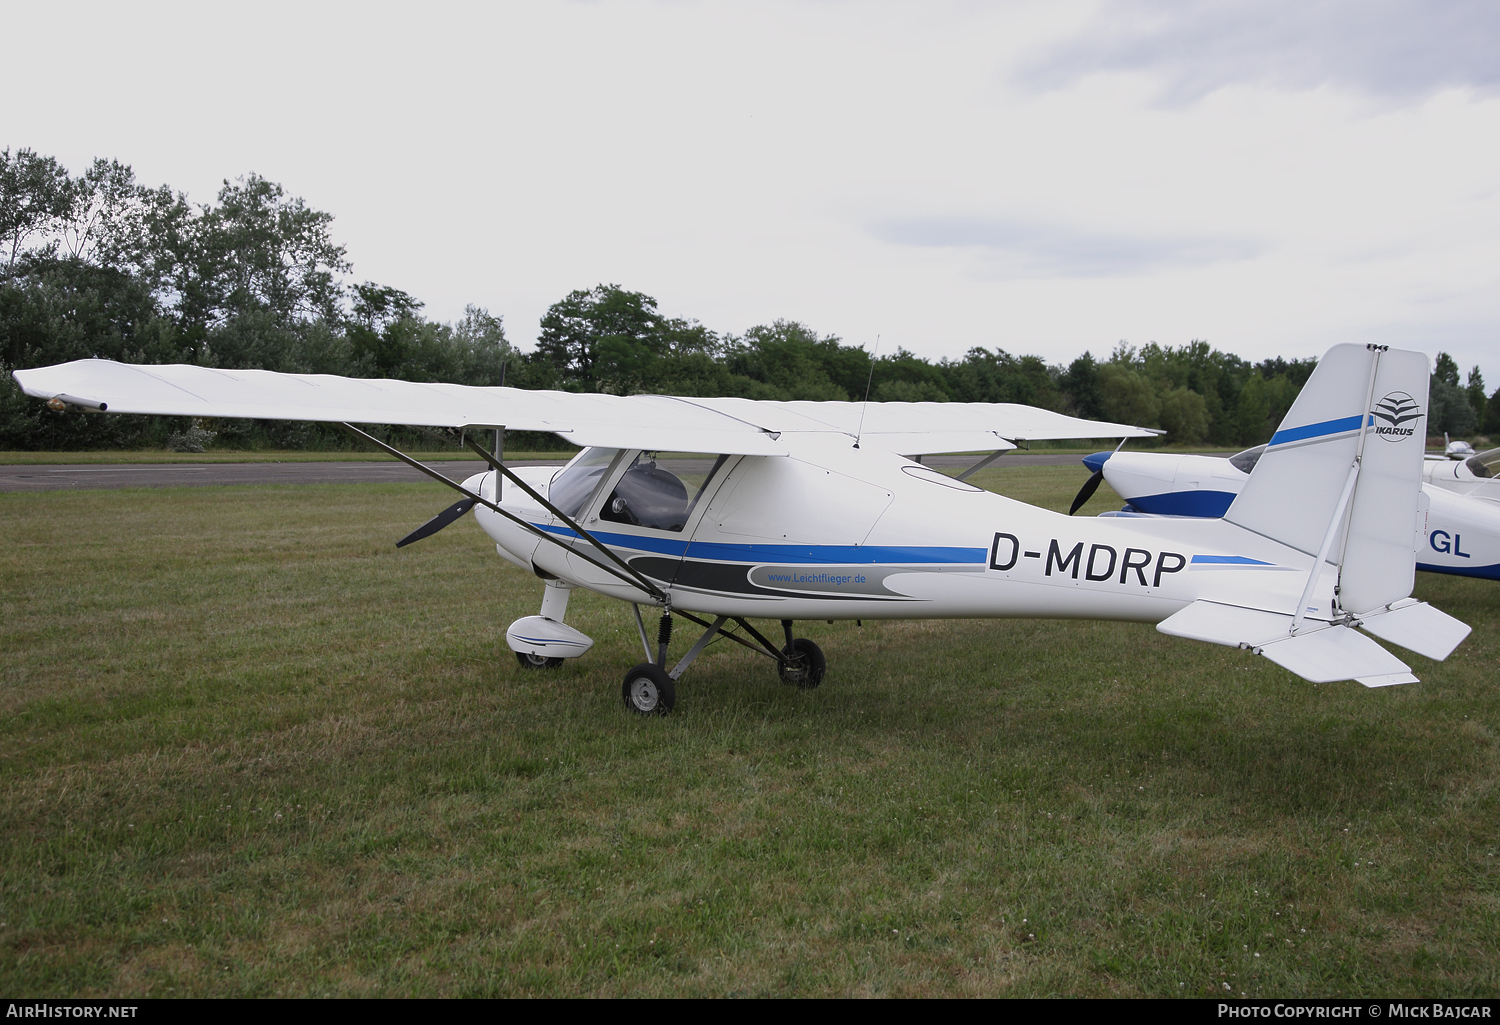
[396,498,476,548]
[1069,469,1104,516]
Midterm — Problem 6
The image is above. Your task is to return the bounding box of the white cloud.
[871,215,1262,277]
[1020,0,1500,105]
[1,0,1496,379]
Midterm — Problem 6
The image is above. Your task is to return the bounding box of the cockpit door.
[560,450,736,592]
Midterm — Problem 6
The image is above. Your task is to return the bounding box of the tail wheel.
[515,651,564,671]
[778,637,826,689]
[622,663,675,715]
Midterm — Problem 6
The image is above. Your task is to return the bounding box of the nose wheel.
[516,651,564,670]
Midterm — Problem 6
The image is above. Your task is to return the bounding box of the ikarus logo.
[1372,391,1421,442]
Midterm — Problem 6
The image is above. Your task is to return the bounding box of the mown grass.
[0,466,1496,997]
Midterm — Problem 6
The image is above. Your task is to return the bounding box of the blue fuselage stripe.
[533,523,986,565]
[1417,561,1500,581]
[1269,414,1369,447]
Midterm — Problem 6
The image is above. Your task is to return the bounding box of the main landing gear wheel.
[622,663,675,716]
[778,637,826,690]
[515,651,564,671]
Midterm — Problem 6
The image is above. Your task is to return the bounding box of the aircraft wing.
[10,359,788,455]
[12,359,1160,457]
[654,396,1161,455]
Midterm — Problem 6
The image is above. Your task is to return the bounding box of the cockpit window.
[601,452,731,532]
[1228,444,1266,474]
[548,447,619,518]
[1466,447,1500,479]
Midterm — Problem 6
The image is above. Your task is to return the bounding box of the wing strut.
[955,449,1009,481]
[337,423,669,604]
[458,434,670,603]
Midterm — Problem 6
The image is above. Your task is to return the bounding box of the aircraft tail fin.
[1224,343,1431,616]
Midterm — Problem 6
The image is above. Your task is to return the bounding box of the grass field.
[1,466,1496,997]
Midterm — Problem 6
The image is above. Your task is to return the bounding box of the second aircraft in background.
[1076,440,1500,582]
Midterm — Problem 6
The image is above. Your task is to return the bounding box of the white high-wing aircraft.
[13,342,1471,714]
[1078,437,1500,583]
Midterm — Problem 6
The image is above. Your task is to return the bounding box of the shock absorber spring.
[657,612,672,666]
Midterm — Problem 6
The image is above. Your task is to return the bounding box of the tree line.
[3,147,1496,452]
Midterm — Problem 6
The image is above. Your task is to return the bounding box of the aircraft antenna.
[854,335,880,449]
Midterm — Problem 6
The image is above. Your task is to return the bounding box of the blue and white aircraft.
[14,343,1470,714]
[1078,437,1500,582]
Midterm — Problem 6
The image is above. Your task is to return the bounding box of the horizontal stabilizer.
[1158,599,1416,685]
[1358,600,1471,661]
[1256,626,1412,684]
[1157,599,1312,648]
[1357,673,1421,688]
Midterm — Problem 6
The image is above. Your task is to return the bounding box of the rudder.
[1224,343,1430,617]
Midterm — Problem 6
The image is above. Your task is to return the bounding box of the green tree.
[1157,385,1209,444]
[1466,367,1486,422]
[1253,355,1317,390]
[1098,362,1160,427]
[1235,375,1272,445]
[532,284,664,392]
[727,320,870,400]
[175,174,350,334]
[1433,352,1461,387]
[1430,376,1477,436]
[1485,386,1500,436]
[939,347,1059,408]
[875,378,948,402]
[1056,351,1104,419]
[0,148,75,280]
[719,321,845,400]
[346,282,424,376]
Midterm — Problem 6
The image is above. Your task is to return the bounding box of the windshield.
[1228,444,1266,474]
[1466,447,1500,479]
[548,448,619,518]
[601,452,731,532]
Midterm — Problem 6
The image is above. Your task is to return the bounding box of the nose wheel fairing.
[505,581,594,663]
[504,616,594,662]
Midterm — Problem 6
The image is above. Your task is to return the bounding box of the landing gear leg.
[623,608,684,716]
[540,581,571,620]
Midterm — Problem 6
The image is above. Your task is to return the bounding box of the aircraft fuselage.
[473,437,1334,625]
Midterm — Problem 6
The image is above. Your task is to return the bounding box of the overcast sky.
[6,0,1498,380]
